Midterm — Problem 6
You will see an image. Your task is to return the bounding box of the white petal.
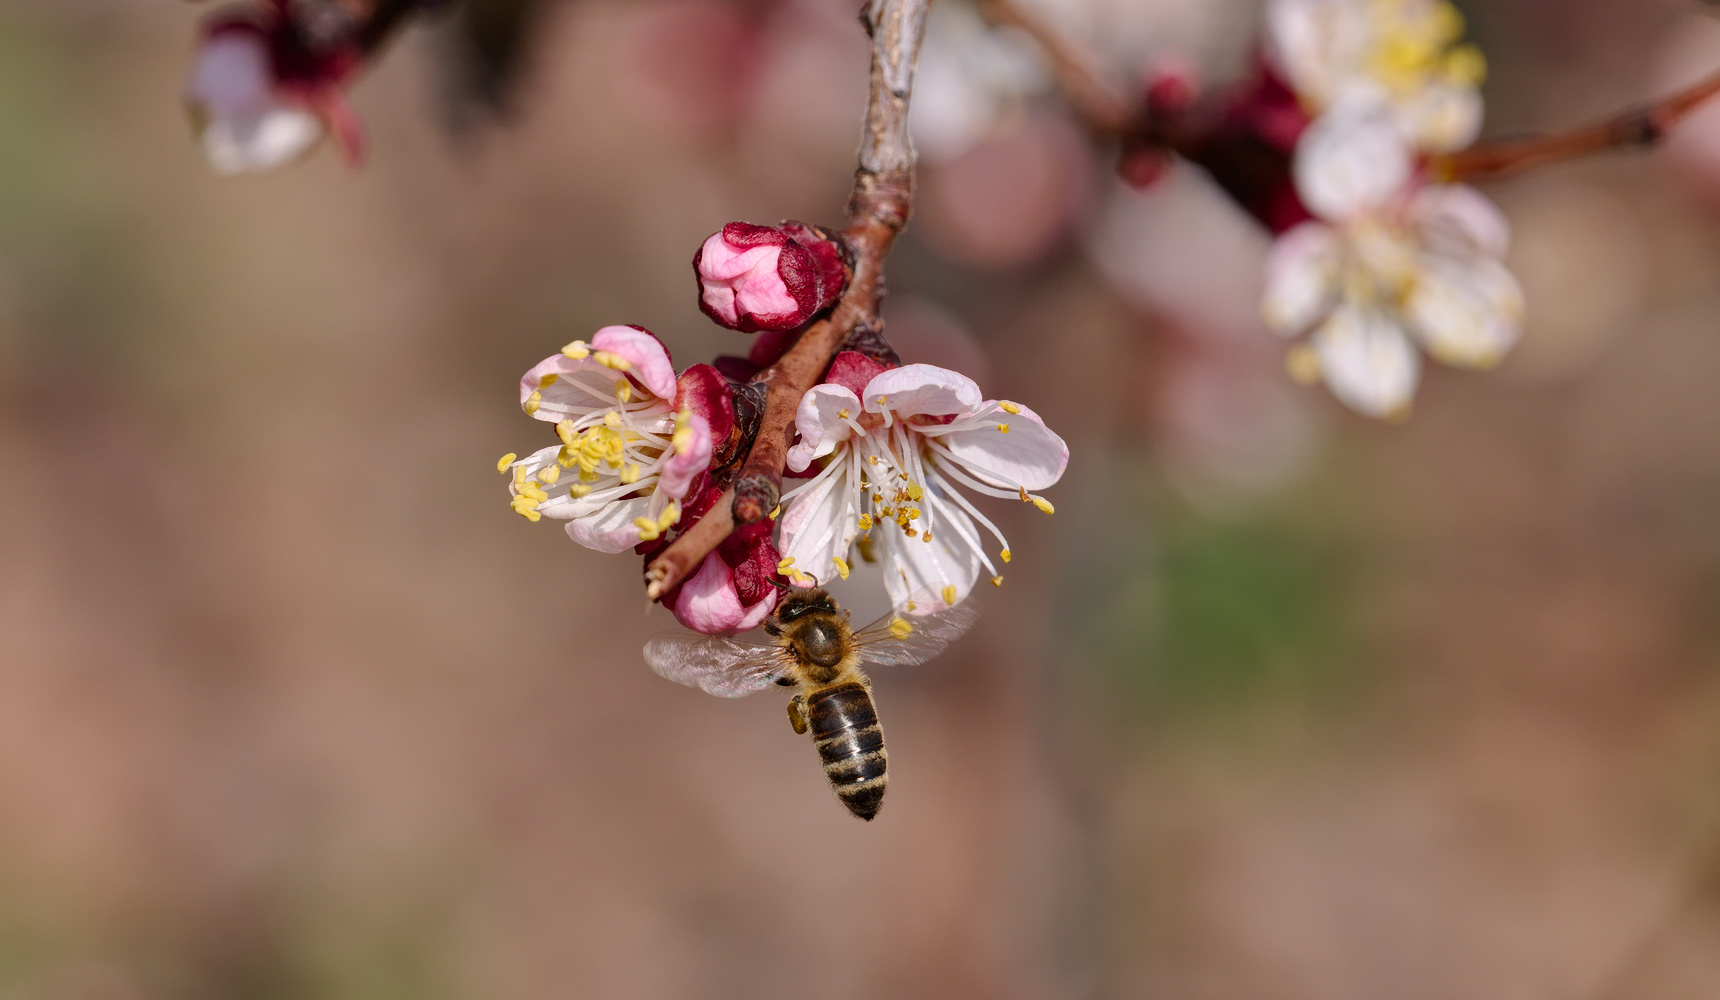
[564,496,651,553]
[198,106,323,175]
[862,364,983,419]
[935,402,1067,491]
[1410,183,1510,259]
[1263,222,1345,335]
[1311,305,1421,417]
[878,514,982,614]
[1294,101,1414,220]
[1404,254,1525,368]
[777,463,855,584]
[785,385,861,473]
[1400,82,1483,153]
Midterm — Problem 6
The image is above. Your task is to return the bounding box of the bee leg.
[786,696,808,735]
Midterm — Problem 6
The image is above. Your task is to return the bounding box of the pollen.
[997,423,1010,434]
[567,483,592,498]
[657,502,680,530]
[875,395,887,406]
[1030,496,1055,515]
[905,483,923,501]
[539,373,559,388]
[838,408,851,420]
[832,556,850,580]
[593,350,631,371]
[524,391,542,415]
[888,618,913,639]
[633,517,661,542]
[904,528,918,539]
[857,514,873,530]
[614,379,632,403]
[906,508,921,520]
[941,585,956,606]
[561,340,590,360]
[921,532,933,543]
[768,505,781,521]
[1000,548,1012,563]
[513,465,528,487]
[497,453,517,473]
[867,455,880,466]
[776,556,797,574]
[538,464,561,484]
[604,411,624,429]
[991,575,1004,587]
[1000,401,1022,415]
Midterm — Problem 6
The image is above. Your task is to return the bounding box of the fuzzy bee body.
[643,587,977,821]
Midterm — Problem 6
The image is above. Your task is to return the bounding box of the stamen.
[525,391,542,415]
[561,340,590,360]
[497,453,517,473]
[832,556,850,580]
[604,411,624,429]
[1000,401,1022,415]
[556,420,578,446]
[513,466,528,487]
[996,424,1010,434]
[838,409,851,420]
[921,532,933,543]
[1001,548,1012,562]
[941,585,956,606]
[1030,496,1055,515]
[619,464,641,485]
[538,465,561,485]
[614,379,632,403]
[768,505,781,521]
[540,373,559,388]
[857,514,873,530]
[593,350,632,371]
[888,618,913,639]
[657,502,680,531]
[991,575,1003,586]
[568,483,592,498]
[633,517,661,542]
[776,556,797,575]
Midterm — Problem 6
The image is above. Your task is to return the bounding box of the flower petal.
[878,511,982,614]
[672,554,776,635]
[1293,101,1413,220]
[591,325,677,400]
[659,413,713,501]
[936,402,1068,491]
[1404,254,1524,369]
[1263,221,1344,335]
[862,364,983,419]
[564,496,652,553]
[1310,304,1421,418]
[786,385,861,473]
[1410,183,1510,259]
[777,463,854,584]
[1400,81,1483,153]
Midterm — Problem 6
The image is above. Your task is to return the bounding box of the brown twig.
[1434,68,1720,181]
[643,0,929,602]
[972,0,1134,135]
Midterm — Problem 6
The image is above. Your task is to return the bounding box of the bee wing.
[851,601,981,668]
[642,630,789,698]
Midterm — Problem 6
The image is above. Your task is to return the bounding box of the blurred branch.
[972,0,1134,135]
[1435,67,1720,181]
[644,0,928,602]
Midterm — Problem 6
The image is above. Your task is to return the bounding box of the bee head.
[774,585,837,624]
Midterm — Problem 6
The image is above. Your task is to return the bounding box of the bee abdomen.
[807,682,888,821]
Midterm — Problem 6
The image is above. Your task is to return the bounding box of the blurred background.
[2,0,1720,996]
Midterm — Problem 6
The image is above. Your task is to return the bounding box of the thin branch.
[973,0,1134,135]
[1434,67,1720,181]
[644,0,929,602]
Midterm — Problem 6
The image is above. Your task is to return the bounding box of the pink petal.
[591,325,677,400]
[659,414,713,501]
[862,363,983,419]
[563,497,651,553]
[939,401,1068,490]
[674,364,736,446]
[672,554,777,635]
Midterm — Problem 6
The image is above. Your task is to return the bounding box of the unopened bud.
[694,221,849,333]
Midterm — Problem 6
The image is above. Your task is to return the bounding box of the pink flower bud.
[642,479,783,634]
[694,221,849,333]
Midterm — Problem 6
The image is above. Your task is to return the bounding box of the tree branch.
[972,0,1134,135]
[643,0,929,603]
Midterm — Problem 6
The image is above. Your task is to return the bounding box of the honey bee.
[643,587,978,820]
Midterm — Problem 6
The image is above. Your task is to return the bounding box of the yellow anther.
[513,465,528,486]
[838,408,851,420]
[906,508,921,520]
[558,446,577,469]
[941,585,956,606]
[672,427,693,455]
[922,532,933,543]
[1000,401,1022,415]
[561,340,590,360]
[518,484,549,503]
[567,483,592,498]
[556,420,578,446]
[1286,343,1321,383]
[857,514,873,530]
[524,390,542,415]
[497,453,517,473]
[604,411,624,429]
[657,502,680,531]
[867,455,880,466]
[776,556,797,574]
[580,467,599,483]
[1000,548,1012,563]
[537,464,561,485]
[593,350,631,371]
[513,506,542,522]
[875,395,887,406]
[539,373,559,388]
[790,572,816,588]
[1444,43,1486,87]
[906,483,923,501]
[768,505,781,521]
[619,464,642,485]
[832,556,850,581]
[996,423,1010,434]
[904,528,917,539]
[1031,496,1055,515]
[991,575,1003,587]
[633,517,661,542]
[888,618,913,639]
[614,379,632,403]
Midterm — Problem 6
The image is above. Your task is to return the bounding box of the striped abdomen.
[807,681,887,821]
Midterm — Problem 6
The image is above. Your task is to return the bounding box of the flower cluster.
[1259,0,1524,417]
[502,224,1067,634]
